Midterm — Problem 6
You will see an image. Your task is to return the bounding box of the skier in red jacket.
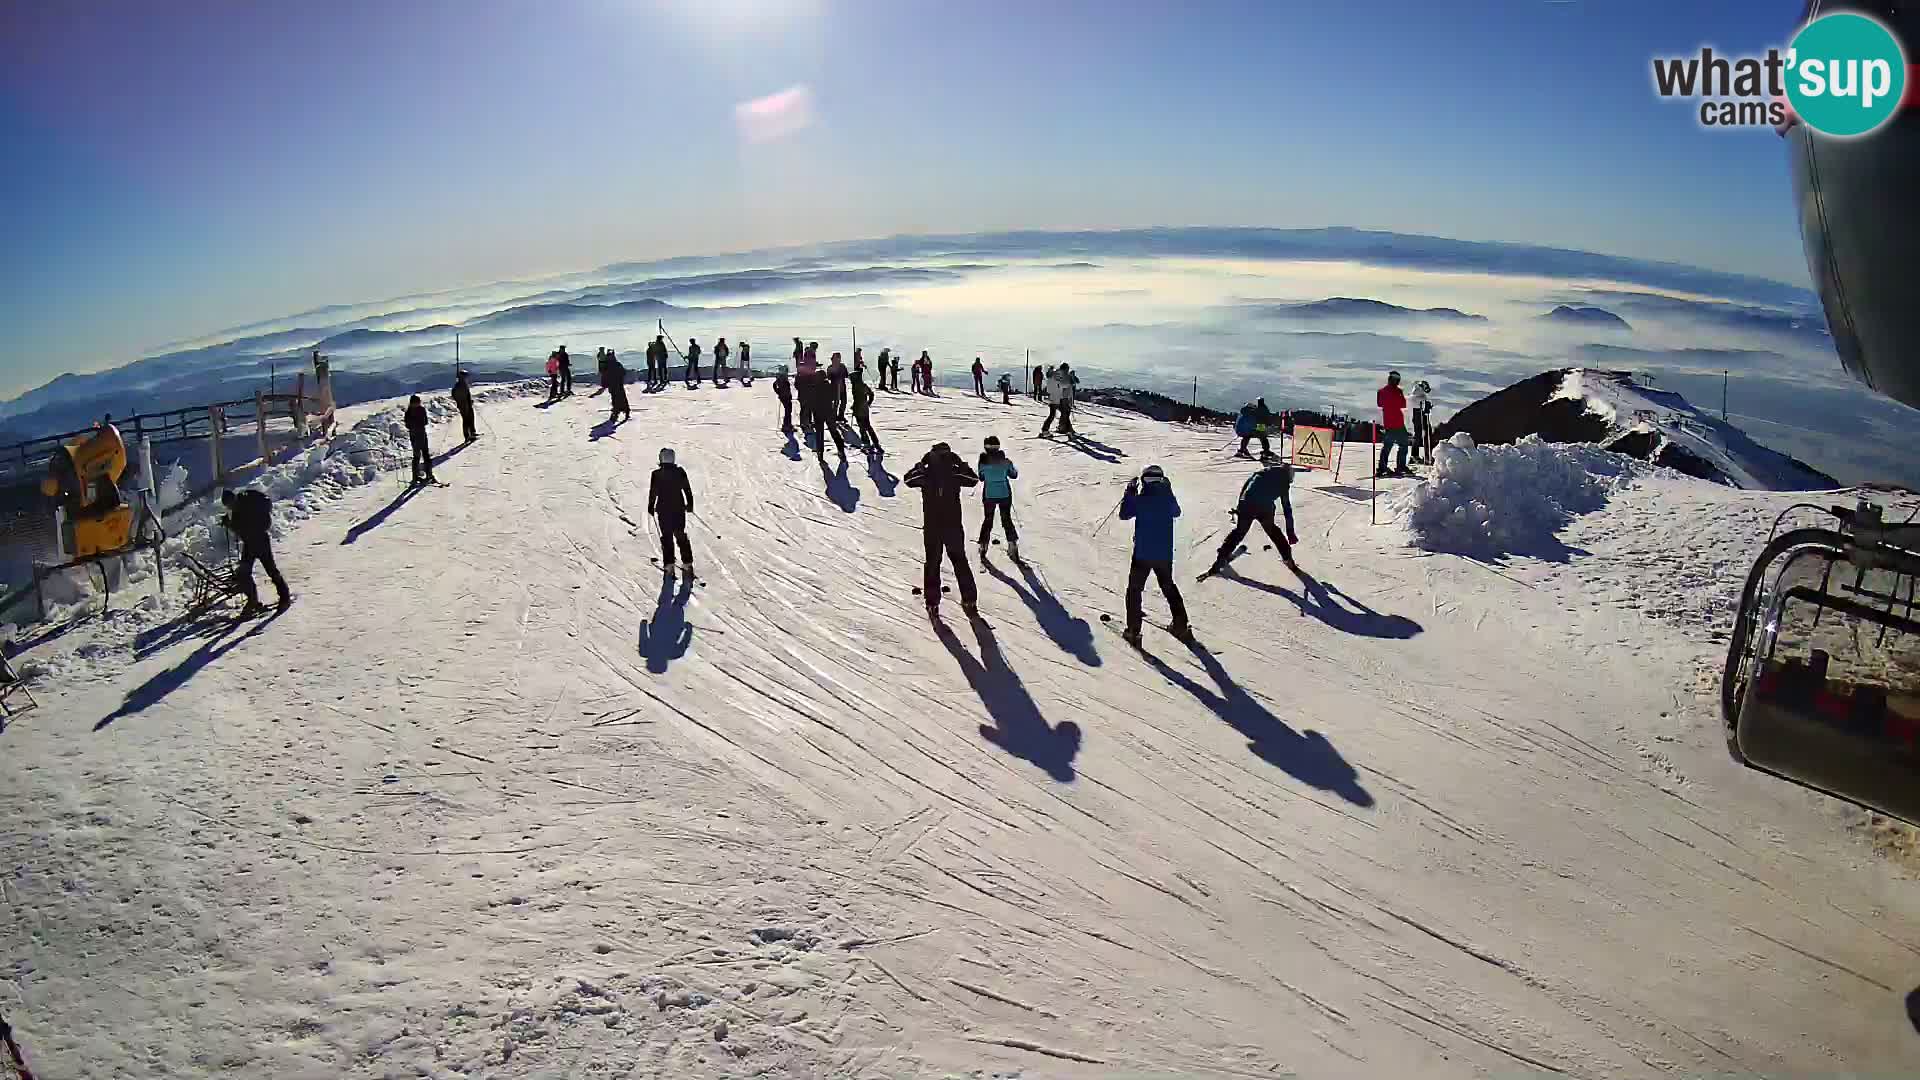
[1376,371,1411,477]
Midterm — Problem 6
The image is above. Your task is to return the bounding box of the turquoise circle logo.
[1786,12,1907,137]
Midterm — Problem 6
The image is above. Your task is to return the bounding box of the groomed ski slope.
[4,380,1919,1079]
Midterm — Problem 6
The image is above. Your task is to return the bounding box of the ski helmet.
[983,435,1000,451]
[1141,464,1167,485]
[659,448,675,465]
[932,441,951,453]
[1416,379,1430,393]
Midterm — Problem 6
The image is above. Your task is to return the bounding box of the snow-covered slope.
[3,382,1917,1079]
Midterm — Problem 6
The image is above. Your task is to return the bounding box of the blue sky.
[0,0,1812,398]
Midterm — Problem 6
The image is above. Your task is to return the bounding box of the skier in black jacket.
[684,339,702,388]
[773,369,794,431]
[403,394,436,485]
[647,448,695,573]
[606,351,630,421]
[557,346,573,396]
[850,369,882,456]
[452,370,477,443]
[1210,462,1299,574]
[222,487,290,613]
[804,368,844,458]
[904,442,980,618]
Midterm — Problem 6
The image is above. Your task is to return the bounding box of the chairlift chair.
[1722,499,1920,825]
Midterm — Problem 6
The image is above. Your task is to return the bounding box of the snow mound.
[1392,435,1643,558]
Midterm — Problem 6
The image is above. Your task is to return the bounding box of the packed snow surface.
[3,379,1918,1079]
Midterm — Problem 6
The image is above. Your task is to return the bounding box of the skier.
[606,350,631,422]
[1118,464,1189,644]
[452,369,477,444]
[1235,398,1275,459]
[853,347,866,386]
[650,335,668,388]
[976,435,1019,560]
[595,347,609,393]
[810,365,846,458]
[1032,364,1045,401]
[1376,370,1411,477]
[997,371,1013,404]
[557,345,573,396]
[829,351,851,421]
[799,341,820,379]
[904,441,980,619]
[221,487,291,613]
[714,338,731,386]
[907,352,920,394]
[773,368,794,432]
[404,394,437,485]
[851,367,883,456]
[1409,378,1433,464]
[1040,363,1077,437]
[647,448,695,574]
[1209,461,1299,576]
[876,348,892,390]
[740,341,753,384]
[685,338,703,388]
[546,350,561,400]
[919,351,934,394]
[972,357,986,397]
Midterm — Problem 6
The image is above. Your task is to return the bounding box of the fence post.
[209,406,225,489]
[255,389,269,467]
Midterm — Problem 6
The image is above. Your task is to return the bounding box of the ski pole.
[1091,489,1126,539]
[1,1013,36,1080]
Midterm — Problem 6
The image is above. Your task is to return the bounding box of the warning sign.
[1292,425,1334,470]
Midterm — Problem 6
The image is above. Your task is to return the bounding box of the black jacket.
[404,402,429,439]
[801,372,835,411]
[851,377,874,414]
[452,379,472,408]
[648,463,694,518]
[227,489,272,542]
[774,373,792,399]
[903,448,979,528]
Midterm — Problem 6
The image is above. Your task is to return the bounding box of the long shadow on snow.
[1139,639,1374,807]
[936,618,1080,782]
[1907,986,1920,1035]
[341,483,427,545]
[782,432,803,461]
[1060,432,1127,463]
[1216,567,1422,639]
[821,457,860,513]
[97,611,285,730]
[430,440,471,466]
[867,455,898,498]
[589,415,627,442]
[980,558,1101,667]
[637,572,694,674]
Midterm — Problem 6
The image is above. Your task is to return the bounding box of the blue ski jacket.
[978,453,1018,499]
[1119,482,1181,562]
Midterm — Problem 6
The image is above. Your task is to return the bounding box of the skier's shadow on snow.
[1140,642,1373,807]
[430,441,471,467]
[589,415,626,441]
[981,559,1101,667]
[1218,568,1422,639]
[341,483,426,545]
[782,432,802,461]
[938,619,1080,782]
[97,611,284,730]
[866,454,898,497]
[821,457,860,513]
[1906,986,1920,1035]
[1060,433,1126,463]
[637,573,694,674]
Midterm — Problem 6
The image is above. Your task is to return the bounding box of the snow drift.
[1392,433,1643,559]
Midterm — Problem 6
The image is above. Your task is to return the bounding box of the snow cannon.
[1721,500,1920,826]
[40,423,134,557]
[1786,3,1920,408]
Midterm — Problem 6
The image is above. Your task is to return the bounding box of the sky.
[0,0,1816,399]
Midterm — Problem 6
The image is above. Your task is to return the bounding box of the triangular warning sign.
[1300,431,1325,458]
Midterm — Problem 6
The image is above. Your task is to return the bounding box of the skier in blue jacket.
[976,435,1019,560]
[1117,464,1189,644]
[1210,462,1298,575]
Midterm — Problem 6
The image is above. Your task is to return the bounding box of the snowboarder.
[1118,464,1188,644]
[773,368,794,431]
[685,339,703,388]
[740,341,753,384]
[1235,398,1276,459]
[714,338,731,386]
[1409,378,1433,465]
[404,394,437,485]
[557,345,573,396]
[1032,364,1045,401]
[997,372,1013,404]
[1376,370,1411,477]
[1209,461,1299,575]
[452,370,477,443]
[829,352,850,421]
[222,487,290,614]
[805,365,845,458]
[648,448,695,574]
[606,351,631,422]
[904,441,980,619]
[972,357,987,397]
[851,368,882,455]
[976,435,1019,560]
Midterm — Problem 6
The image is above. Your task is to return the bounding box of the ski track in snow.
[3,384,1918,1078]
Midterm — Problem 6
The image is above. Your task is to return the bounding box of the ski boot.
[1121,625,1143,647]
[1165,621,1192,641]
